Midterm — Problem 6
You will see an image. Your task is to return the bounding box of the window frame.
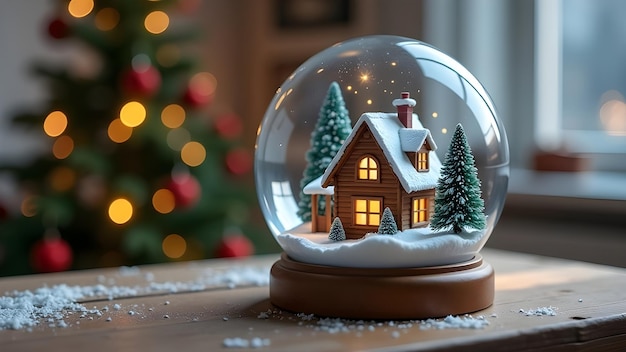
[353,196,382,227]
[356,155,380,182]
[411,197,428,227]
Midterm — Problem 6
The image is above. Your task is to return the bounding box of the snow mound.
[276,225,486,268]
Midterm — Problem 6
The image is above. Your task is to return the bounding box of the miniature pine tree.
[297,82,352,221]
[430,124,486,234]
[377,207,399,235]
[328,217,346,241]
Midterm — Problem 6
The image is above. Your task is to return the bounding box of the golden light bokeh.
[95,7,120,31]
[20,195,38,217]
[120,101,146,127]
[161,104,186,128]
[144,11,169,34]
[49,167,76,192]
[52,135,74,159]
[108,118,133,143]
[43,111,68,137]
[180,141,206,167]
[108,198,133,224]
[166,128,190,151]
[152,188,175,214]
[68,0,94,18]
[189,72,217,99]
[162,234,187,259]
[156,44,181,67]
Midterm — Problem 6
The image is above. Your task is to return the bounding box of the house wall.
[331,125,403,239]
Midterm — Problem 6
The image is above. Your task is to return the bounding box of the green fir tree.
[430,124,486,234]
[297,81,351,221]
[377,207,398,235]
[328,217,346,241]
[0,0,269,275]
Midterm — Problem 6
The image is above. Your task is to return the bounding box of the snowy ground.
[276,223,487,268]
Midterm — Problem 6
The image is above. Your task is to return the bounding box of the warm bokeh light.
[189,72,217,99]
[599,97,626,136]
[162,234,187,259]
[120,101,146,127]
[152,188,175,214]
[52,135,74,159]
[166,128,191,151]
[20,195,38,217]
[156,44,181,67]
[144,11,169,34]
[432,112,439,118]
[180,141,206,167]
[68,0,94,18]
[108,118,133,143]
[161,104,186,128]
[95,7,119,31]
[49,167,76,192]
[108,198,133,224]
[442,128,448,134]
[43,111,68,137]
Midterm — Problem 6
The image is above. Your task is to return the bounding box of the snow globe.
[255,35,509,319]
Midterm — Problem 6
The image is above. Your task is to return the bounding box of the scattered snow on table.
[0,263,270,331]
[519,306,558,316]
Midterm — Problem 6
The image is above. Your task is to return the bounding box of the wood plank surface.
[1,249,626,351]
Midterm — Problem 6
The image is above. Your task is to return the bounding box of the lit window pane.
[369,214,380,225]
[369,200,380,213]
[359,170,368,179]
[355,199,366,212]
[356,213,367,225]
[370,170,377,180]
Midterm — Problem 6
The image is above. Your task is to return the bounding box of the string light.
[108,118,133,143]
[108,198,133,224]
[94,8,119,31]
[161,104,186,128]
[180,141,206,167]
[48,167,76,192]
[442,128,448,134]
[152,189,175,214]
[20,195,38,217]
[432,112,439,118]
[43,111,68,137]
[144,11,169,34]
[120,101,146,127]
[52,135,74,159]
[68,0,94,18]
[162,234,187,259]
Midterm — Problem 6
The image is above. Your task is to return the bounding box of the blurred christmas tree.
[0,0,271,275]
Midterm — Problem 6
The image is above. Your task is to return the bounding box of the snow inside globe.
[255,35,509,269]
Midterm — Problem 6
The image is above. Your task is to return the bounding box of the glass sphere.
[255,35,509,266]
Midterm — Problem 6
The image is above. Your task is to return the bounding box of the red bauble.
[31,238,73,273]
[167,173,201,208]
[225,148,253,175]
[215,234,254,258]
[214,113,243,140]
[47,17,69,39]
[121,65,161,97]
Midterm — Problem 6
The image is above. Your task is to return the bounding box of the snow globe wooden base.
[270,253,494,320]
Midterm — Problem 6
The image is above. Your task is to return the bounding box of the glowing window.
[354,198,381,226]
[417,152,429,171]
[412,198,428,225]
[357,156,378,180]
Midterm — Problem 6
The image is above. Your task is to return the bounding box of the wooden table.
[1,248,625,351]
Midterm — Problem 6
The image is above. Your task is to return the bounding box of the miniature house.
[316,92,441,239]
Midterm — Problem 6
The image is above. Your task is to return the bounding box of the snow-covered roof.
[399,128,437,152]
[392,97,416,107]
[321,113,442,193]
[303,175,334,195]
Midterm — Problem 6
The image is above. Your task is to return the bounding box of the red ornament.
[121,65,161,97]
[214,113,243,139]
[215,234,254,258]
[47,17,69,39]
[31,238,73,273]
[166,173,201,208]
[225,148,253,175]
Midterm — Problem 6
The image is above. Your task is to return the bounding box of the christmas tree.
[377,207,398,235]
[328,217,346,242]
[297,81,352,221]
[0,0,267,275]
[430,124,486,234]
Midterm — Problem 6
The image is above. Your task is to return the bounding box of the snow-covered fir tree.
[377,207,398,235]
[328,217,346,241]
[297,81,352,221]
[430,124,486,234]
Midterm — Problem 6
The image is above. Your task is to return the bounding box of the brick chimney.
[392,92,416,128]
